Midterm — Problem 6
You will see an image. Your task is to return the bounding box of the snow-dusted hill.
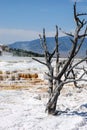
[9,36,87,57]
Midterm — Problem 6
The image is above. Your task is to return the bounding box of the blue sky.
[0,0,87,44]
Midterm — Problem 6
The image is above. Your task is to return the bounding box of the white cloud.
[0,28,65,45]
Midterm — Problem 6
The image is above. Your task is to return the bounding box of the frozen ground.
[0,55,87,130]
[0,86,87,130]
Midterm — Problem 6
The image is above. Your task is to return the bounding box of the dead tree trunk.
[33,2,87,115]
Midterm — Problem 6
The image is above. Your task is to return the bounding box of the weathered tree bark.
[47,25,59,114]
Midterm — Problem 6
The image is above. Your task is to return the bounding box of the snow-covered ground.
[0,55,87,130]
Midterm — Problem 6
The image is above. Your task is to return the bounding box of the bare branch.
[66,57,87,74]
[74,2,79,26]
[59,28,74,37]
[39,34,44,49]
[78,34,87,39]
[78,26,87,39]
[63,78,87,84]
[77,13,87,17]
[55,25,60,75]
[74,34,85,63]
[32,57,47,66]
[75,38,85,56]
[64,70,87,84]
[73,2,87,27]
[61,2,87,90]
[56,2,87,80]
[49,48,56,61]
[56,38,77,79]
[39,29,49,55]
[83,67,87,74]
[79,72,86,79]
[43,28,48,52]
[69,38,75,44]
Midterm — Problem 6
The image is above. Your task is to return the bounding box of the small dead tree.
[33,2,87,115]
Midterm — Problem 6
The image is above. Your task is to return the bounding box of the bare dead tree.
[33,2,87,115]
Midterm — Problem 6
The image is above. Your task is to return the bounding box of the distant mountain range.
[9,36,87,57]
